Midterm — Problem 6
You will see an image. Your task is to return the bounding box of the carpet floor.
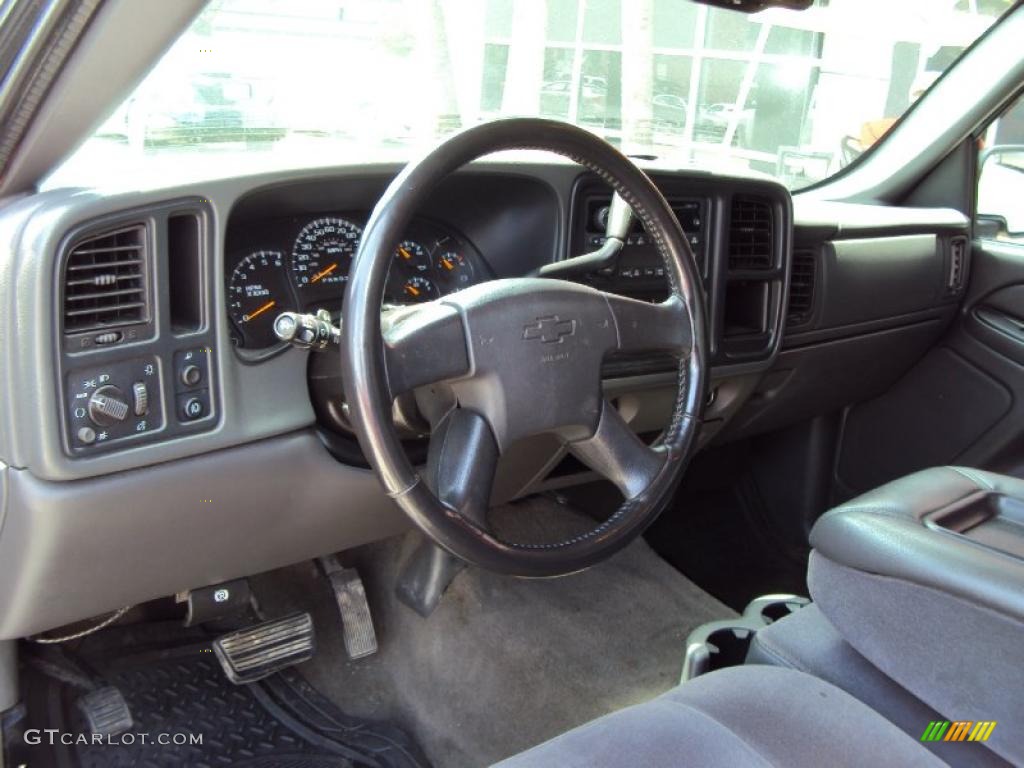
[255,497,734,767]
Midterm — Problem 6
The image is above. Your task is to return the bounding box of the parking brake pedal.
[319,556,378,659]
[78,686,133,737]
[213,612,314,684]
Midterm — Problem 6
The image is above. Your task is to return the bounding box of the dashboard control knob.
[274,309,340,351]
[132,381,149,416]
[77,426,96,444]
[181,364,202,387]
[182,396,205,420]
[87,385,129,426]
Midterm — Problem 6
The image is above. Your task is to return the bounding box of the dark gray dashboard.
[0,160,970,481]
[0,157,970,639]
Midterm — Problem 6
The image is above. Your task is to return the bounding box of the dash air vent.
[787,250,816,325]
[947,236,967,293]
[63,225,148,334]
[728,196,773,270]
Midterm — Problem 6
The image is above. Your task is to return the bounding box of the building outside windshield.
[49,0,1012,191]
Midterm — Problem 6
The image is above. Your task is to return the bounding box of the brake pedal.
[319,556,378,660]
[213,612,315,684]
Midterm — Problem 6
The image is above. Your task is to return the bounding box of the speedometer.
[290,217,362,303]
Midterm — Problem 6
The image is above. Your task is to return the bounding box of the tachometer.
[291,217,362,302]
[228,250,293,348]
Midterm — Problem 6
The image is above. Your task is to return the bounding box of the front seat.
[495,658,943,767]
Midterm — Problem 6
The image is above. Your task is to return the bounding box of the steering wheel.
[341,118,708,577]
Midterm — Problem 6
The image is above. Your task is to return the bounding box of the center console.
[568,173,792,374]
[806,466,1024,765]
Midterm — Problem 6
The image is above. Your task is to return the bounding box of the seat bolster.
[494,666,943,767]
[748,605,1011,768]
[810,552,1024,766]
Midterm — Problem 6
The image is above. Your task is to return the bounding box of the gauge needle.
[310,263,339,283]
[398,247,412,261]
[243,300,276,322]
[405,285,421,297]
[440,257,454,271]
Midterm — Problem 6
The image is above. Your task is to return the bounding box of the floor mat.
[19,625,428,768]
[256,498,736,767]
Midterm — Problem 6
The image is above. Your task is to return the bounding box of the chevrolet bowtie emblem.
[523,316,577,344]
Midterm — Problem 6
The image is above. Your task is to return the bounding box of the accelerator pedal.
[213,612,315,684]
[319,555,378,659]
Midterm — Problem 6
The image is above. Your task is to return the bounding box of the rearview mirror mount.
[690,0,813,13]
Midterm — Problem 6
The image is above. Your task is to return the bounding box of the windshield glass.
[48,0,1012,191]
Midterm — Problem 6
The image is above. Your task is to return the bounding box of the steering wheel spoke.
[341,118,707,577]
[426,408,499,529]
[568,399,666,499]
[382,301,471,396]
[604,292,692,357]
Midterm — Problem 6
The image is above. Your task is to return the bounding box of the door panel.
[965,247,1024,366]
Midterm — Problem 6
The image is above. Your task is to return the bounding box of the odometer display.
[291,217,362,302]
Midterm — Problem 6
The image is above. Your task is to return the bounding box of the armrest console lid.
[810,466,1024,622]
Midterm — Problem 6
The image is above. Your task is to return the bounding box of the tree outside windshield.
[50,0,1011,190]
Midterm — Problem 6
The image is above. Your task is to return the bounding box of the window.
[978,93,1024,245]
[48,0,1014,191]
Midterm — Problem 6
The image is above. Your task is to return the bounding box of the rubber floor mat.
[19,625,429,768]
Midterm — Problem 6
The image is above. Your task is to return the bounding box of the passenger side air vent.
[947,236,967,294]
[787,249,816,325]
[728,196,773,270]
[63,225,148,334]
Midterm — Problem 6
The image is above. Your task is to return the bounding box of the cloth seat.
[494,665,944,768]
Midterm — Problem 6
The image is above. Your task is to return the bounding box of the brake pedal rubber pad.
[213,612,315,684]
[78,686,133,736]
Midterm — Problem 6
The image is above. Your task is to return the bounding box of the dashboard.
[0,158,972,640]
[226,214,488,351]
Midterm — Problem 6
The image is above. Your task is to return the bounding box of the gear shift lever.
[536,191,634,279]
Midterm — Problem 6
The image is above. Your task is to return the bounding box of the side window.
[978,94,1024,245]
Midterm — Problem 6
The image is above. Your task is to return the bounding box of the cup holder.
[681,594,810,682]
[744,594,810,626]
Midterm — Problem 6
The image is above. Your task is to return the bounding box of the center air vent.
[728,196,773,270]
[63,225,148,334]
[787,249,816,325]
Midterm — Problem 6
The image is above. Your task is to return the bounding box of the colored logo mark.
[921,721,996,742]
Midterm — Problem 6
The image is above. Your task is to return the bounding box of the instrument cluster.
[226,215,485,351]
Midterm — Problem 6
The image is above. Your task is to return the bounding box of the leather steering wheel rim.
[341,118,708,577]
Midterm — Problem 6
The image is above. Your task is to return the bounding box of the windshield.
[48,0,1012,191]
